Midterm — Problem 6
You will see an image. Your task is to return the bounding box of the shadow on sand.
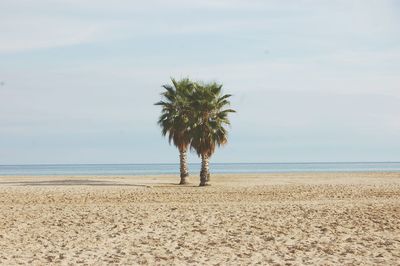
[0,179,199,187]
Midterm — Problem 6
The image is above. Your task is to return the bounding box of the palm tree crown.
[155,78,194,151]
[190,82,235,157]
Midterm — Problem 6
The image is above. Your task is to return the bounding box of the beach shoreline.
[1,172,399,265]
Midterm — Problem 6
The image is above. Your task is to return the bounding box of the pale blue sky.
[1,0,400,164]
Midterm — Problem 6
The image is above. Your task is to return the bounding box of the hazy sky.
[1,0,400,164]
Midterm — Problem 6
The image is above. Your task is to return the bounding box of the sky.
[1,0,400,164]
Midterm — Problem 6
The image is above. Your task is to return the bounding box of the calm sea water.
[1,162,400,176]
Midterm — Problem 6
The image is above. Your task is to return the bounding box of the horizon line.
[1,161,400,167]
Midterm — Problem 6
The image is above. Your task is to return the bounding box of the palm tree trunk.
[199,154,210,186]
[179,148,189,184]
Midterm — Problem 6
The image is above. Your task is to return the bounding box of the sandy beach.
[0,172,399,265]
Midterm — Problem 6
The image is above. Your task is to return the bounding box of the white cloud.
[0,15,114,53]
[1,0,399,53]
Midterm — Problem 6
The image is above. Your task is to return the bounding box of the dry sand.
[0,172,399,265]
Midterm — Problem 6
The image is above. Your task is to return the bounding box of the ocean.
[1,162,400,176]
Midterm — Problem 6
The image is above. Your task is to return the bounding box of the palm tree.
[155,78,194,184]
[190,82,235,186]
